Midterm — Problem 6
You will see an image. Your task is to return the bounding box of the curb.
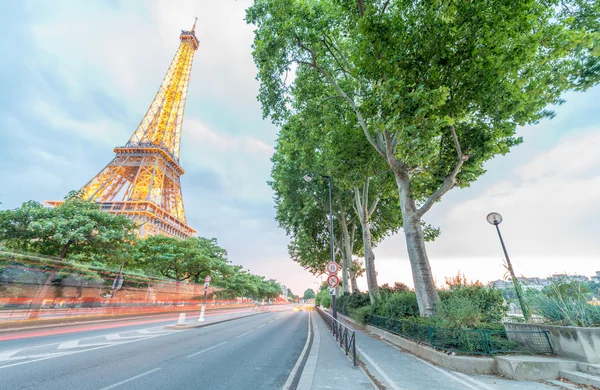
[164,311,267,330]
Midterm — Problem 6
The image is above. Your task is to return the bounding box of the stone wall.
[504,322,600,363]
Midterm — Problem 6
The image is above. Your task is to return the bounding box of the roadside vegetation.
[0,193,285,303]
[248,0,600,317]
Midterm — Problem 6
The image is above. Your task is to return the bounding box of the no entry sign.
[327,274,339,288]
[326,262,339,275]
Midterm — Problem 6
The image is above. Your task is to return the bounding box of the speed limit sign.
[326,262,339,275]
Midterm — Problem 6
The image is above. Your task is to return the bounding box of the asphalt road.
[0,309,307,390]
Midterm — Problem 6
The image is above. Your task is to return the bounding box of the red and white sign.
[327,275,340,288]
[326,262,339,275]
[204,276,212,284]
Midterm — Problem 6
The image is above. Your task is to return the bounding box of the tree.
[0,192,137,260]
[303,288,316,299]
[247,0,599,316]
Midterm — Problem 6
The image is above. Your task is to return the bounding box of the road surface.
[1,308,305,390]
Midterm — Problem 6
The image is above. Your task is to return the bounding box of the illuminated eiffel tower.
[47,20,199,239]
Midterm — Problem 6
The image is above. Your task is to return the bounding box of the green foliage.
[247,0,600,316]
[337,291,370,315]
[0,193,137,261]
[380,282,410,294]
[350,305,373,326]
[303,288,316,299]
[316,288,332,308]
[373,291,421,319]
[530,281,600,327]
[439,274,507,325]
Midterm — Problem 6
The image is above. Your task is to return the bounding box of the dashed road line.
[257,324,266,329]
[99,368,162,390]
[187,341,227,358]
[236,330,254,339]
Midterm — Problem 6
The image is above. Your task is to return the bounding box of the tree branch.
[450,123,462,159]
[379,0,390,17]
[368,196,380,217]
[416,154,469,218]
[293,35,387,160]
[356,0,365,16]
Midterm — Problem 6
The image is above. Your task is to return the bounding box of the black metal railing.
[366,315,553,356]
[317,307,357,365]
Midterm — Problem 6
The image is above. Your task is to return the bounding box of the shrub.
[350,306,373,326]
[437,295,484,329]
[530,282,600,327]
[373,291,420,319]
[439,282,506,325]
[337,292,370,315]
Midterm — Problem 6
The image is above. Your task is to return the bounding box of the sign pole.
[198,276,211,322]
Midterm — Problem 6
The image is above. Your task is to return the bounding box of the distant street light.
[487,212,530,322]
[304,172,337,319]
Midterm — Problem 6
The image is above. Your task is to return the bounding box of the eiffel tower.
[47,20,199,239]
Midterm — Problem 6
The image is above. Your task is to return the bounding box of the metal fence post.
[428,326,434,347]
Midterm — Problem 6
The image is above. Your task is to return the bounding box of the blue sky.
[1,0,599,294]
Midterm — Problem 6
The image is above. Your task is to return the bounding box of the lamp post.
[304,173,337,319]
[487,212,530,322]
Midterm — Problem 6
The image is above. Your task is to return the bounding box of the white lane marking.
[56,340,80,349]
[380,339,484,390]
[187,341,227,358]
[356,347,403,390]
[106,333,148,341]
[453,371,496,390]
[236,330,255,339]
[257,324,266,329]
[99,368,162,390]
[0,333,175,370]
[282,311,312,390]
[267,320,275,323]
[0,350,21,361]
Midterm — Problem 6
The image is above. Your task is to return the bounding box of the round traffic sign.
[204,275,212,283]
[327,275,339,287]
[326,262,339,275]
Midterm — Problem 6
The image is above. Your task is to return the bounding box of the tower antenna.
[192,16,198,32]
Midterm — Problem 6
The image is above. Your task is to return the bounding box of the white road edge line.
[187,341,227,358]
[99,368,162,390]
[452,371,496,390]
[282,311,312,390]
[236,330,255,339]
[356,347,403,390]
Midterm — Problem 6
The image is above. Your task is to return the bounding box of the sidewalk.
[341,315,561,390]
[297,311,374,389]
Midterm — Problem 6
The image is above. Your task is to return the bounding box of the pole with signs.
[198,275,212,322]
[326,263,340,318]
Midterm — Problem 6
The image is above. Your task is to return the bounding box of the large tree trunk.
[337,205,356,293]
[354,182,380,304]
[361,219,379,303]
[394,169,439,317]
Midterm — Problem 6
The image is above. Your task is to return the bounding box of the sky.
[0,0,599,295]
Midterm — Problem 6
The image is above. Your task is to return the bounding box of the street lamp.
[304,172,337,319]
[487,212,530,322]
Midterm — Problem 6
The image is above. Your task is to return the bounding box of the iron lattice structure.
[47,22,199,239]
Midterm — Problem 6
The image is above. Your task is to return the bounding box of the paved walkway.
[298,311,373,389]
[345,316,559,390]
